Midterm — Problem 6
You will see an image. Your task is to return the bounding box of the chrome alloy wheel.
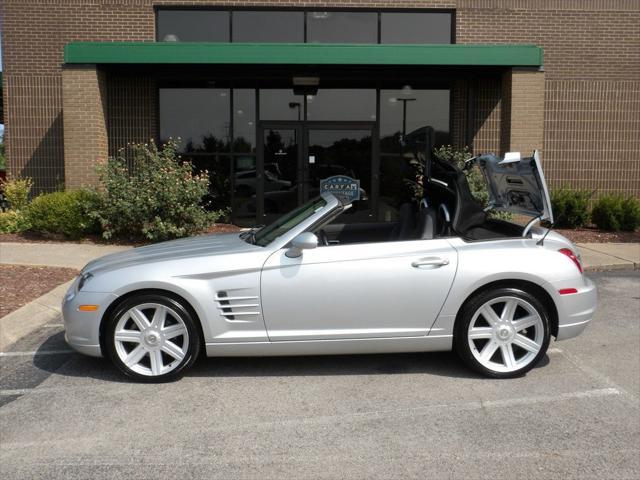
[467,296,544,374]
[113,303,189,377]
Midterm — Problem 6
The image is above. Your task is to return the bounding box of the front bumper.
[555,277,597,341]
[62,280,117,358]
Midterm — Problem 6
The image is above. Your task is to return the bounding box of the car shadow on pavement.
[34,331,550,383]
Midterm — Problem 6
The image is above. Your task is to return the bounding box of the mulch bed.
[554,228,640,244]
[0,265,79,318]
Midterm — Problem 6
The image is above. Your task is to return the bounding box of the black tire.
[454,287,551,379]
[105,293,201,383]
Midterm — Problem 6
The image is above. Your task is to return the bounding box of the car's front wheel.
[105,294,201,382]
[455,287,550,378]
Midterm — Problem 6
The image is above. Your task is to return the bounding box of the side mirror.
[285,232,318,258]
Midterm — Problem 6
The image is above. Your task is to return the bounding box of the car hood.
[474,150,554,222]
[82,232,259,275]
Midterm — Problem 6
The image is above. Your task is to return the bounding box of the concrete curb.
[578,244,639,273]
[584,264,638,272]
[0,280,72,352]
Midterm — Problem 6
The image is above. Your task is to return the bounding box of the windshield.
[250,196,328,247]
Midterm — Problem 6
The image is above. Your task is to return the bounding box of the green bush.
[591,194,640,232]
[433,145,511,220]
[0,210,31,233]
[93,140,221,241]
[2,177,33,210]
[25,190,100,238]
[550,188,591,228]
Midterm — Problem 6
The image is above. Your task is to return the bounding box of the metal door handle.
[411,257,450,268]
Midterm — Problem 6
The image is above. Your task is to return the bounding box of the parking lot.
[1,271,638,479]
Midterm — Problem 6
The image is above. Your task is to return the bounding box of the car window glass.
[253,196,328,246]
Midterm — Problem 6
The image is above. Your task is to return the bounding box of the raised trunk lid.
[475,150,554,222]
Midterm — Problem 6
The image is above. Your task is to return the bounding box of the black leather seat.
[390,203,417,241]
[415,207,438,240]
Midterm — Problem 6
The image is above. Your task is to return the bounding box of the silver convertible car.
[63,151,597,382]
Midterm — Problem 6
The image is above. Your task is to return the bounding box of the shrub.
[25,190,100,238]
[2,177,32,210]
[0,210,31,233]
[550,188,591,228]
[433,145,489,206]
[620,196,640,231]
[93,139,221,241]
[591,194,640,232]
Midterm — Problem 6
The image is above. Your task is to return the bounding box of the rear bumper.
[555,277,597,341]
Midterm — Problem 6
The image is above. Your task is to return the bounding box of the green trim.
[64,42,543,67]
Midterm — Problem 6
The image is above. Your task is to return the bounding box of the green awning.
[64,42,543,67]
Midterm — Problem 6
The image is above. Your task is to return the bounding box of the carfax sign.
[320,175,361,204]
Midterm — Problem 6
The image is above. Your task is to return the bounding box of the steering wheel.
[317,229,329,247]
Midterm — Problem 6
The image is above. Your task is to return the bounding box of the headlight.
[77,272,93,292]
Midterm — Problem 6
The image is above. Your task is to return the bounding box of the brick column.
[500,68,545,157]
[62,65,108,189]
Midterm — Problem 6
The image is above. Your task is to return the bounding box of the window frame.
[154,7,456,44]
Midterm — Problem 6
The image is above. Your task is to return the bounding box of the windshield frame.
[246,194,342,249]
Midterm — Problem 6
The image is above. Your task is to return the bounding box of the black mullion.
[377,12,381,44]
[303,11,308,43]
[372,87,381,219]
[229,10,233,42]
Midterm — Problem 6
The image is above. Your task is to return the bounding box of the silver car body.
[63,193,596,360]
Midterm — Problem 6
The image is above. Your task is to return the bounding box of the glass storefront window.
[259,89,305,121]
[380,89,450,152]
[307,11,378,43]
[380,12,453,44]
[232,155,258,227]
[232,11,304,42]
[306,89,376,121]
[156,10,229,42]
[159,88,231,153]
[379,88,450,221]
[233,89,256,152]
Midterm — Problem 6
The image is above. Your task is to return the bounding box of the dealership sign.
[320,176,360,204]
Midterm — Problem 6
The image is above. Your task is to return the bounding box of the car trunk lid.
[474,150,554,222]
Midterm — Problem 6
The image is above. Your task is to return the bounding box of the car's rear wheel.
[455,287,550,378]
[105,294,201,382]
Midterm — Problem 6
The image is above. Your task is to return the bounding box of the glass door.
[304,124,375,221]
[257,122,375,225]
[257,123,303,225]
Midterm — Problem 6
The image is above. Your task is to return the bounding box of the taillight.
[559,248,583,274]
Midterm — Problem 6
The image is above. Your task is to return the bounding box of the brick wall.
[62,66,108,189]
[2,0,639,196]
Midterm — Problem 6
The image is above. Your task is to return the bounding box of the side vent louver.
[216,291,261,321]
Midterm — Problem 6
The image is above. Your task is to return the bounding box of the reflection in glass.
[160,89,231,153]
[233,89,256,153]
[184,155,231,213]
[307,129,372,222]
[379,89,451,220]
[262,128,300,224]
[259,90,305,121]
[380,89,450,152]
[381,12,452,44]
[233,11,304,42]
[307,11,377,43]
[306,89,376,121]
[157,10,229,42]
[232,155,258,227]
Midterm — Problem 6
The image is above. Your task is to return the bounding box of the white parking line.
[0,349,74,357]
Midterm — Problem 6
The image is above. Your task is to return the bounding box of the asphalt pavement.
[0,271,638,479]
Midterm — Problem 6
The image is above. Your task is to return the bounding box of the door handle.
[411,257,450,268]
